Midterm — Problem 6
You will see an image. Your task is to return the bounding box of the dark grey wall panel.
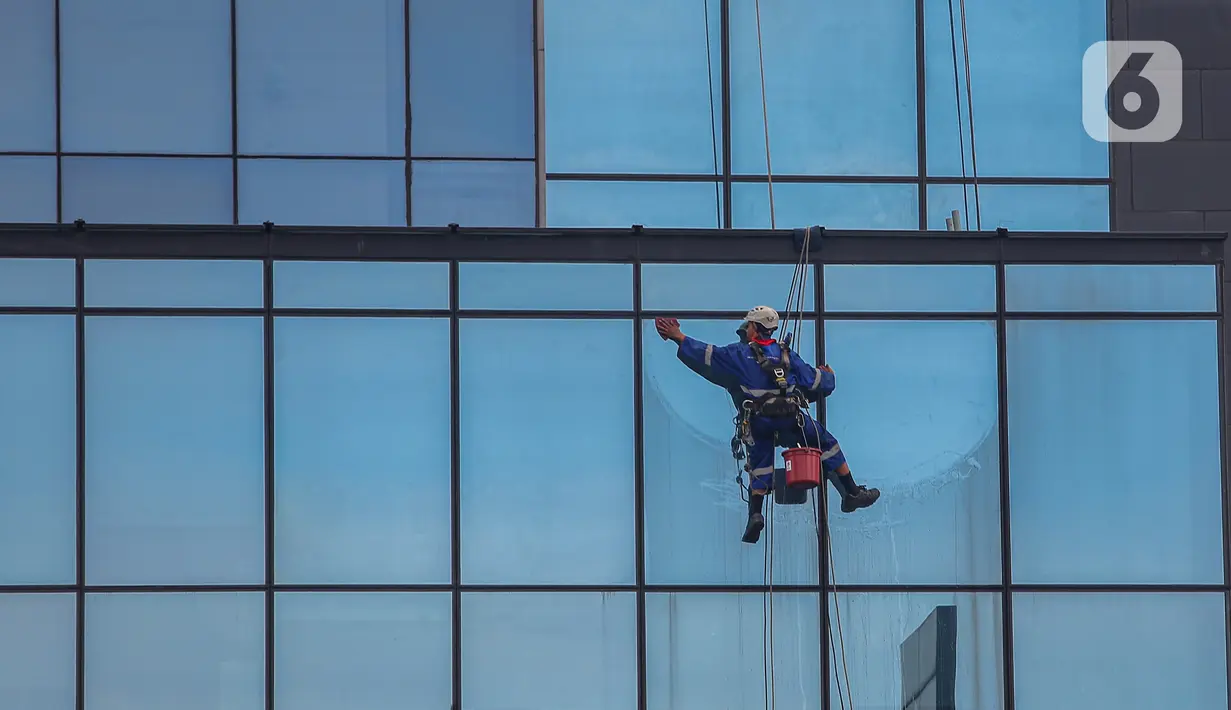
[1132,141,1231,211]
[1202,71,1231,139]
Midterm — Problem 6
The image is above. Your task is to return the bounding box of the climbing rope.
[949,0,983,229]
[754,0,777,229]
[702,0,722,228]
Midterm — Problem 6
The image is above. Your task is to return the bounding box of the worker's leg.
[790,414,880,513]
[741,427,776,544]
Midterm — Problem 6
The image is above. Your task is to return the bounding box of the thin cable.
[946,0,971,230]
[702,0,721,228]
[753,0,777,229]
[957,0,982,229]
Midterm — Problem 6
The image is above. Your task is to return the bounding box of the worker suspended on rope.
[655,306,880,544]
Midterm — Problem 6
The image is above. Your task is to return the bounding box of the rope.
[702,0,722,228]
[945,0,971,230]
[956,0,982,229]
[753,0,777,229]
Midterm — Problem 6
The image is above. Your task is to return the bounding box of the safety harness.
[747,340,808,419]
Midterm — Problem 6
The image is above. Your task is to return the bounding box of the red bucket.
[782,447,822,489]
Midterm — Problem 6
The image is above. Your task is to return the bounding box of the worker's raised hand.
[819,364,834,373]
[655,317,684,343]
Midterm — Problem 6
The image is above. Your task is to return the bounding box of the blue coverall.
[675,336,848,493]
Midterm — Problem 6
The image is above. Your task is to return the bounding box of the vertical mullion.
[450,260,462,710]
[54,0,63,223]
[230,0,239,225]
[262,252,275,710]
[1217,261,1231,710]
[404,0,412,226]
[633,261,647,710]
[74,256,84,710]
[915,0,928,230]
[815,260,830,710]
[995,251,1015,710]
[719,0,732,230]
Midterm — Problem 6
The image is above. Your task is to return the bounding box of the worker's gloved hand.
[655,317,683,342]
[820,364,834,373]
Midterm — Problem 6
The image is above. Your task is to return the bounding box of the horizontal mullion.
[0,150,56,157]
[81,307,264,317]
[411,155,535,163]
[924,175,1112,186]
[0,306,76,315]
[6,152,410,161]
[1006,311,1218,320]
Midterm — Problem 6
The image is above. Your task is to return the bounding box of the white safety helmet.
[743,305,780,332]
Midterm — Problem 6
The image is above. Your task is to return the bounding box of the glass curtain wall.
[0,255,1222,710]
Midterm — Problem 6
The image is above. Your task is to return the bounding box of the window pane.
[462,592,637,709]
[645,593,821,710]
[85,317,265,585]
[1006,265,1217,313]
[274,592,451,710]
[60,0,230,154]
[926,184,1110,231]
[238,159,405,227]
[0,316,76,585]
[0,0,55,151]
[0,156,57,223]
[825,321,1001,585]
[643,319,820,585]
[0,593,75,710]
[61,157,233,225]
[547,180,721,228]
[1007,321,1223,584]
[410,0,533,158]
[641,263,814,312]
[730,0,917,176]
[459,262,633,311]
[543,0,722,173]
[85,260,264,309]
[831,593,1004,710]
[0,259,74,307]
[824,265,996,312]
[273,261,450,310]
[274,318,451,585]
[410,160,534,227]
[1013,592,1226,710]
[924,0,1107,177]
[237,0,404,156]
[460,319,635,584]
[732,182,920,230]
[85,592,264,710]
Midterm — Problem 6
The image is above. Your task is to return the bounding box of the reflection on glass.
[645,593,821,710]
[0,316,76,585]
[1013,592,1227,710]
[926,184,1110,231]
[238,159,406,227]
[0,157,57,223]
[410,160,535,228]
[643,319,820,585]
[0,258,74,307]
[61,157,233,225]
[273,261,450,310]
[274,318,451,584]
[274,592,452,710]
[85,259,264,309]
[546,181,721,228]
[1007,320,1223,584]
[459,319,635,584]
[0,0,56,151]
[461,592,637,710]
[823,265,996,313]
[824,320,1001,585]
[829,592,1004,710]
[460,262,633,311]
[641,263,813,313]
[732,182,919,230]
[1005,264,1218,313]
[0,593,75,710]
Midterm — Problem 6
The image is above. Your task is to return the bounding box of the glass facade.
[1,0,1110,230]
[0,233,1225,709]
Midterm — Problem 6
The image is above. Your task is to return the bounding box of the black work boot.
[840,485,881,513]
[742,513,765,543]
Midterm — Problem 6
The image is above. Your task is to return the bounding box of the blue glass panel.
[0,316,76,585]
[641,263,814,313]
[0,259,74,307]
[732,182,920,230]
[0,156,57,223]
[60,0,230,154]
[0,593,75,710]
[642,319,819,585]
[462,592,637,709]
[926,184,1110,231]
[85,592,265,710]
[1007,321,1223,584]
[410,0,533,158]
[236,0,404,156]
[85,260,264,309]
[547,180,721,228]
[274,592,451,710]
[729,0,916,176]
[645,593,821,710]
[924,0,1108,177]
[459,319,635,585]
[61,157,233,225]
[410,160,535,228]
[823,265,996,313]
[1013,592,1227,710]
[543,0,722,173]
[459,262,633,311]
[830,593,1004,709]
[1006,265,1217,313]
[824,320,1001,585]
[274,318,451,585]
[273,261,450,310]
[238,159,405,227]
[85,317,265,585]
[0,0,55,151]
